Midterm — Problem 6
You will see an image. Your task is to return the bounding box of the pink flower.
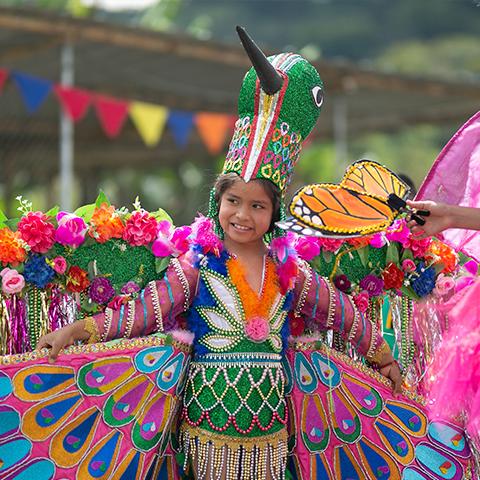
[17,211,55,253]
[353,291,369,313]
[433,273,456,298]
[455,276,476,294]
[55,212,88,248]
[107,294,130,310]
[369,232,387,248]
[464,260,479,276]
[152,225,192,258]
[245,316,270,342]
[157,220,173,237]
[0,268,25,294]
[271,232,297,263]
[404,237,431,258]
[318,238,344,252]
[123,211,158,246]
[386,219,410,246]
[295,236,320,261]
[191,215,222,256]
[401,259,416,273]
[52,256,67,274]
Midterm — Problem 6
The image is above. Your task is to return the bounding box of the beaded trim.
[294,263,312,316]
[172,257,191,312]
[148,281,164,332]
[84,317,100,343]
[181,425,288,480]
[102,308,113,342]
[348,304,360,342]
[1,333,192,365]
[325,279,336,328]
[124,300,136,338]
[365,320,379,360]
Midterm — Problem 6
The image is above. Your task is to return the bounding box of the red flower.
[382,262,405,290]
[66,265,90,293]
[289,313,305,336]
[123,211,158,246]
[17,212,55,253]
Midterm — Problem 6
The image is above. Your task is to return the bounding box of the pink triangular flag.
[55,85,92,122]
[94,95,130,138]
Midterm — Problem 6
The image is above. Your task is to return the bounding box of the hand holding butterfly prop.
[277,159,429,238]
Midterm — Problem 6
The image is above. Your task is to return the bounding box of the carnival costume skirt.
[181,352,288,480]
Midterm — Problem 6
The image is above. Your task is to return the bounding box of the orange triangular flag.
[195,112,232,155]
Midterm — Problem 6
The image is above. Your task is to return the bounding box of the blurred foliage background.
[1,0,479,223]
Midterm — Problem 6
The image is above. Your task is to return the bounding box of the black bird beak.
[236,26,283,95]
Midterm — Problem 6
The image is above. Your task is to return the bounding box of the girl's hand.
[379,361,403,396]
[37,320,89,363]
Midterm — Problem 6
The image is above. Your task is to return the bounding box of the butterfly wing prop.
[0,334,190,480]
[278,160,410,238]
[285,341,475,479]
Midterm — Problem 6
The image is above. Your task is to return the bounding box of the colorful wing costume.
[0,334,189,479]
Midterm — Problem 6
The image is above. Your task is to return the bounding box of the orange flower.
[428,240,458,274]
[0,228,27,266]
[90,203,125,243]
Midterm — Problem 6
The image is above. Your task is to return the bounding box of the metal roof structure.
[0,6,479,211]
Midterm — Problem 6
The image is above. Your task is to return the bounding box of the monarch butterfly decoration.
[277,159,426,238]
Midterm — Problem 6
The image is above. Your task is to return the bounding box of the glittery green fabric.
[224,54,323,193]
[184,364,285,438]
[312,245,388,282]
[53,240,159,290]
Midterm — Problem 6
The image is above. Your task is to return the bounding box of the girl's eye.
[253,204,264,209]
[227,197,238,204]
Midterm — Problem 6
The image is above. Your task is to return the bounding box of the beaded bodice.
[187,251,292,358]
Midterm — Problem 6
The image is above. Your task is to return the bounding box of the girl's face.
[218,178,274,249]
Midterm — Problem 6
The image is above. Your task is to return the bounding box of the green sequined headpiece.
[222,27,324,195]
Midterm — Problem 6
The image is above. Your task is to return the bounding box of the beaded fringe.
[182,426,288,480]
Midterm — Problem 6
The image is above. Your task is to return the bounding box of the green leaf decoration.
[45,205,60,218]
[4,218,20,230]
[386,242,400,265]
[151,208,173,224]
[74,203,96,222]
[155,256,171,274]
[401,285,420,301]
[0,209,8,227]
[401,249,414,262]
[356,247,369,268]
[95,190,110,208]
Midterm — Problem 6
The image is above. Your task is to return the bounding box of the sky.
[81,0,156,10]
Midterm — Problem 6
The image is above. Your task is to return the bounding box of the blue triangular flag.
[12,71,53,113]
[167,110,194,148]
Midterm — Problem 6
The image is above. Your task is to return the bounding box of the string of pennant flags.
[0,68,237,154]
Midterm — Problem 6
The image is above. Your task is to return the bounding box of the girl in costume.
[38,27,401,480]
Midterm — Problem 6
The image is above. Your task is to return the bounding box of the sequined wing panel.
[285,342,474,480]
[0,335,190,480]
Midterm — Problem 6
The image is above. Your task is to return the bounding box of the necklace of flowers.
[226,255,280,342]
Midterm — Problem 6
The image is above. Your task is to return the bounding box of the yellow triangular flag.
[129,101,168,147]
[195,112,232,155]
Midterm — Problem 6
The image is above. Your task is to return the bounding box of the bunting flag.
[94,94,130,138]
[167,110,195,148]
[0,68,8,92]
[195,112,233,155]
[54,85,92,122]
[129,101,168,147]
[11,71,53,113]
[0,67,233,154]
